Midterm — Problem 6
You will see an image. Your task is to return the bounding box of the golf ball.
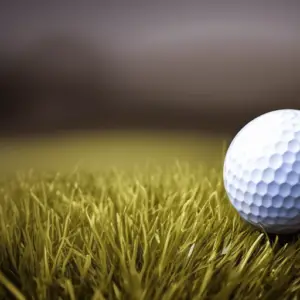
[223,109,300,234]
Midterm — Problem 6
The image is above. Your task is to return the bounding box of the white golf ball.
[223,109,300,234]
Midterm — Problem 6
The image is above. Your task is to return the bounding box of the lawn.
[1,131,300,300]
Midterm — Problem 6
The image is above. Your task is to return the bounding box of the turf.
[1,162,300,300]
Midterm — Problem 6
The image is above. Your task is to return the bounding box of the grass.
[1,133,300,299]
[0,131,225,175]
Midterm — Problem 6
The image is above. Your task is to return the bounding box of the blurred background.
[0,0,299,172]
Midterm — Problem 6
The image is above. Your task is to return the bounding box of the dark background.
[1,0,299,136]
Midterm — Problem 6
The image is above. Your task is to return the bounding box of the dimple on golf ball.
[223,109,300,234]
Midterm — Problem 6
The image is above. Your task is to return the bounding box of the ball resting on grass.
[223,109,300,234]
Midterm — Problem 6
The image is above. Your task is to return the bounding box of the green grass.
[0,131,225,175]
[1,163,300,300]
[1,133,300,299]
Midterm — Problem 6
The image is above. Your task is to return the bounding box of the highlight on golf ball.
[223,109,300,234]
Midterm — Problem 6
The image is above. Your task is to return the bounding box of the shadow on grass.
[266,232,300,248]
[243,219,300,248]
